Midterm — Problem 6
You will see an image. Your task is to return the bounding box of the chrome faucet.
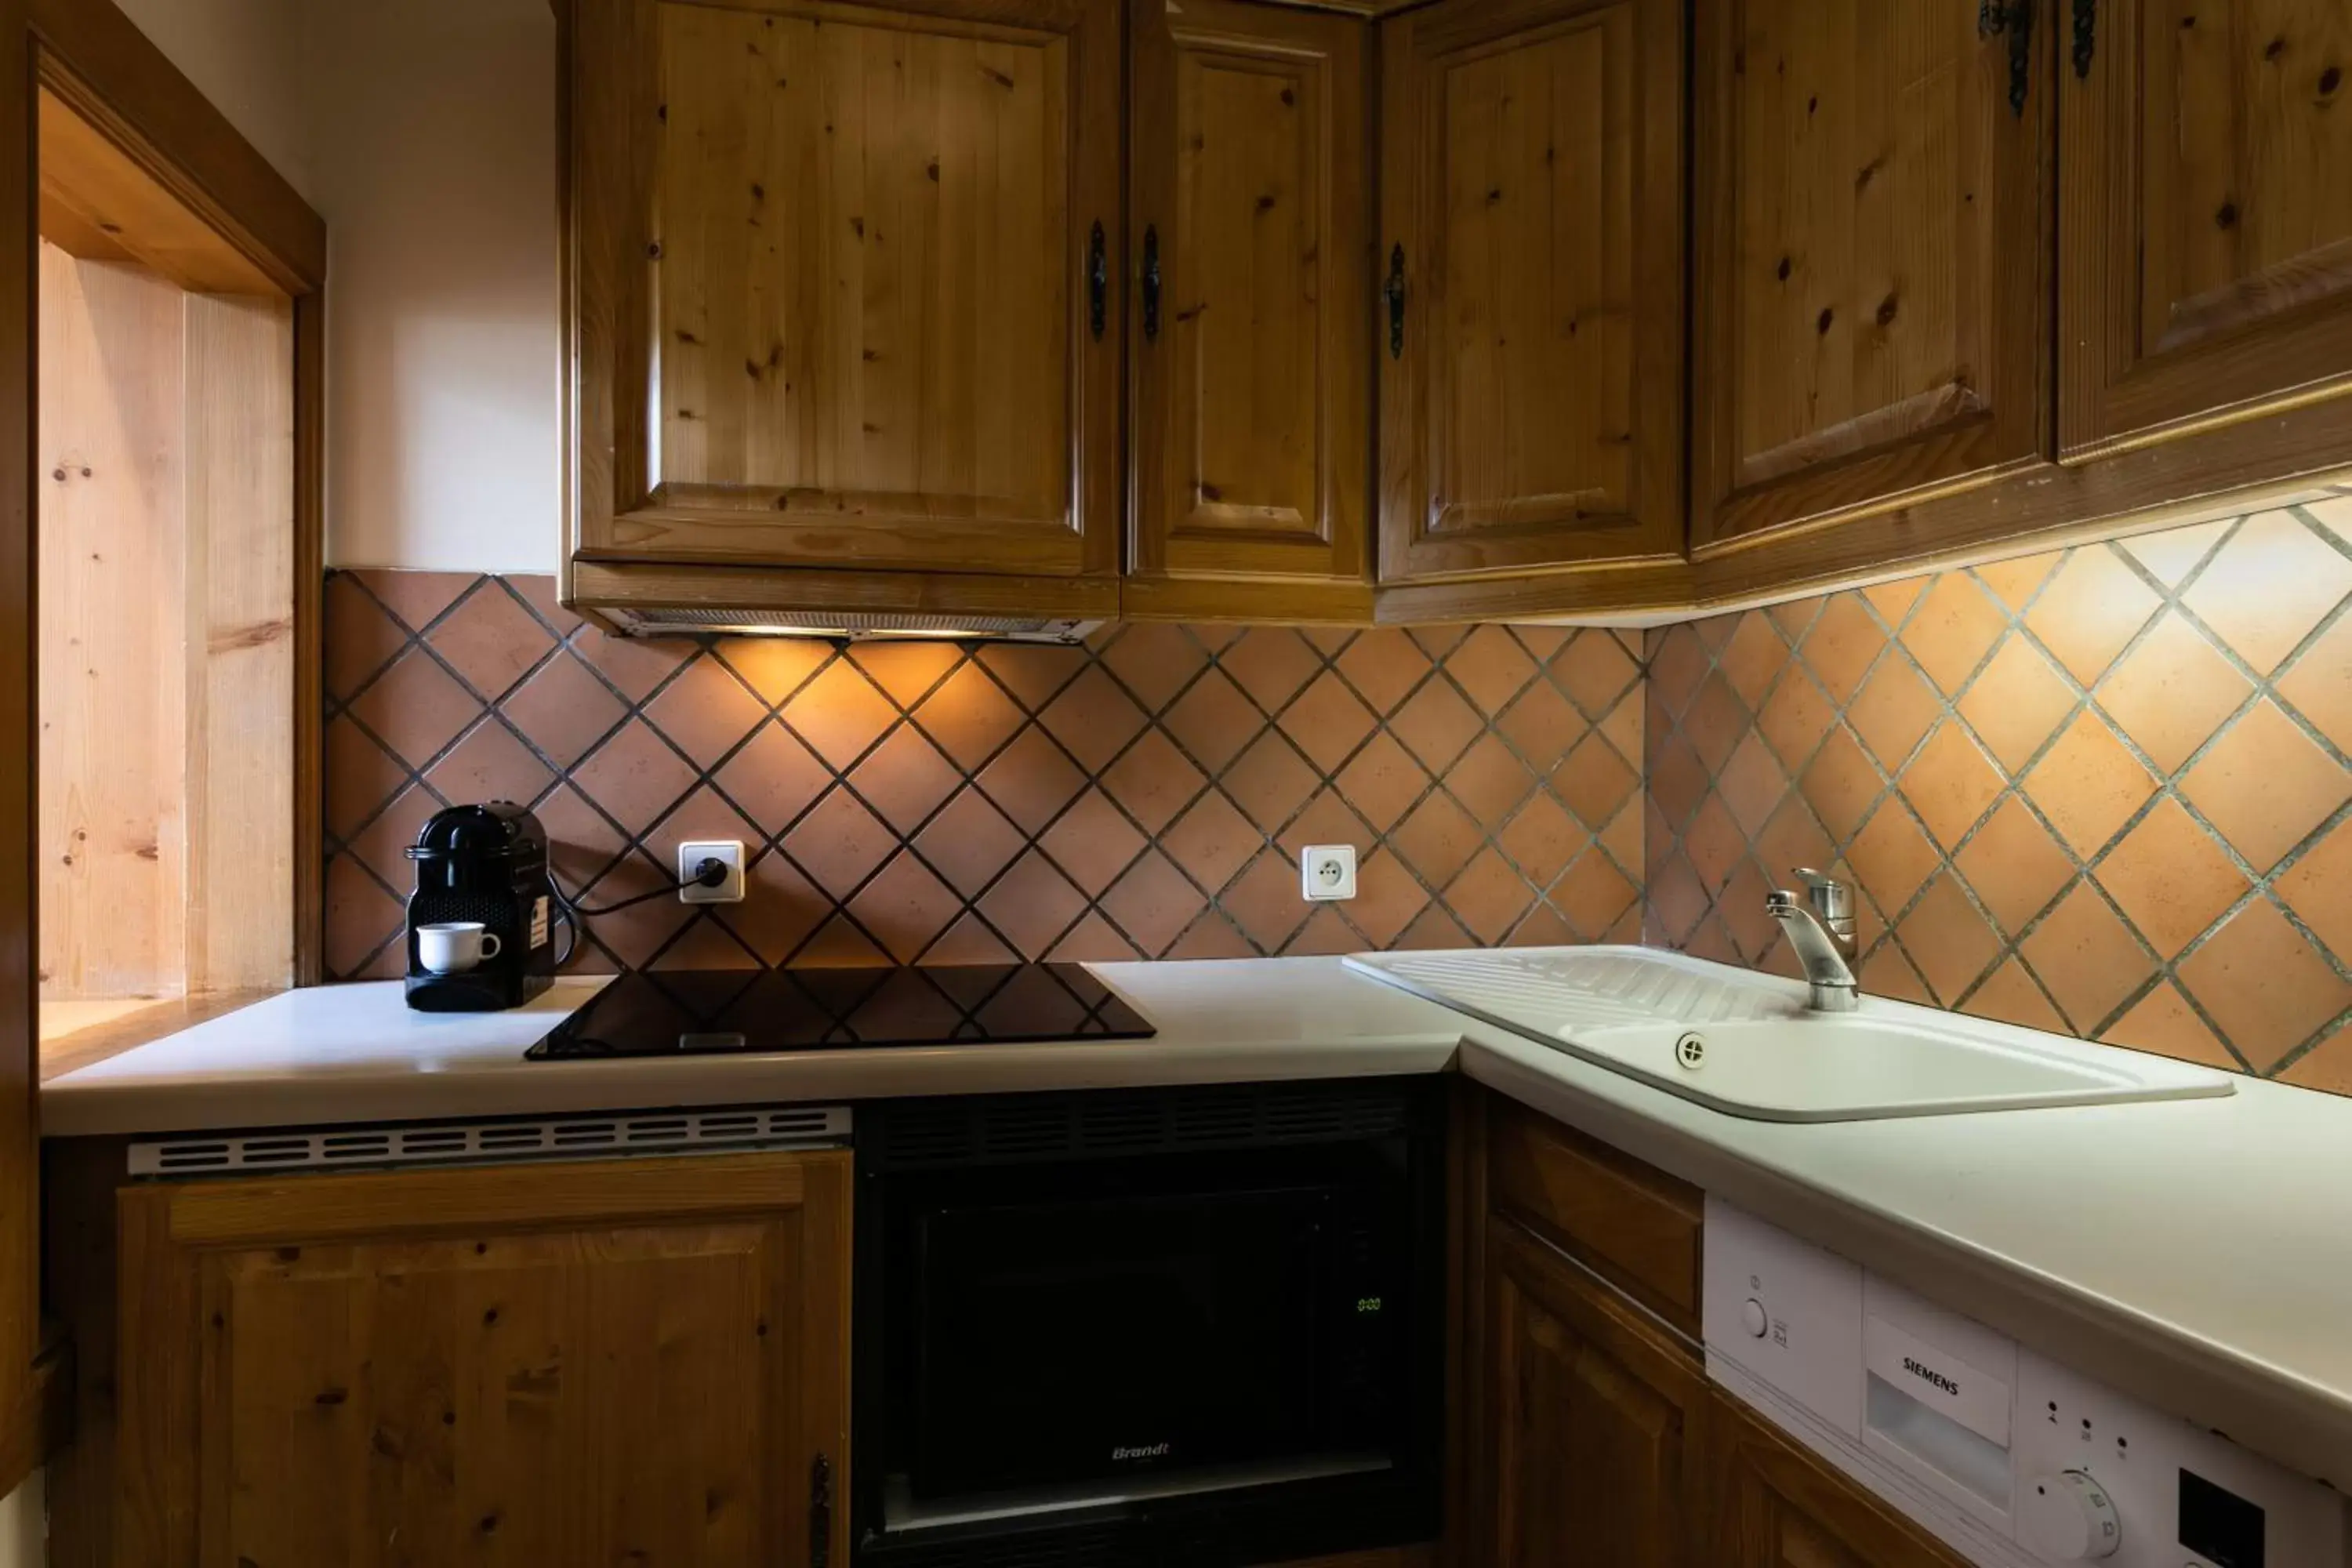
[1766,868,1860,1013]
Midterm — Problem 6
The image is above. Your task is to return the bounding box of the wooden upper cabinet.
[1377,0,1686,585]
[110,1152,852,1568]
[2060,0,2352,458]
[1708,1390,1969,1568]
[1476,1218,1705,1568]
[1690,0,2053,550]
[1126,0,1373,620]
[564,0,1122,579]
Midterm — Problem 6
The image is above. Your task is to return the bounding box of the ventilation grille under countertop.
[128,1103,851,1178]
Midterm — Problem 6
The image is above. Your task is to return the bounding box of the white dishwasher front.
[1703,1197,2348,1568]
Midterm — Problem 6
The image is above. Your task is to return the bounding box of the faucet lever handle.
[1790,866,1854,924]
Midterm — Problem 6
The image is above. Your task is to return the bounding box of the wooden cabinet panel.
[566,0,1121,579]
[1486,1098,1703,1338]
[113,1152,851,1568]
[2060,0,2352,456]
[1707,1389,1968,1568]
[1377,0,1686,584]
[1691,0,2053,550]
[1476,1218,1705,1568]
[0,0,31,1498]
[1127,0,1372,618]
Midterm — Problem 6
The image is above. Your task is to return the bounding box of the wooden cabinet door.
[2060,0,2352,458]
[565,0,1122,580]
[1377,0,1686,584]
[113,1152,852,1568]
[1708,1390,1969,1568]
[1691,0,2054,550]
[1475,1216,1706,1568]
[1126,0,1373,621]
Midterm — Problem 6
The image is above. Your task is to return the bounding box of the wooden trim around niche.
[0,0,34,1501]
[26,7,328,989]
[0,0,326,1493]
[27,0,323,290]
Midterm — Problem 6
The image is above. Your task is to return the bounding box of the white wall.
[303,0,561,572]
[118,0,564,574]
[111,0,312,201]
[0,1472,41,1568]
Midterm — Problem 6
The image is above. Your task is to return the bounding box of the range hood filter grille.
[604,606,1101,643]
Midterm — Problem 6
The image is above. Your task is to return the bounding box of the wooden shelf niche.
[36,84,295,1069]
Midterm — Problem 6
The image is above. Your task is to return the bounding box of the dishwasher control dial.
[1740,1298,1768,1338]
[2019,1469,2121,1561]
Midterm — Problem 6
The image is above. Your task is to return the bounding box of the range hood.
[563,561,1118,644]
[597,604,1104,643]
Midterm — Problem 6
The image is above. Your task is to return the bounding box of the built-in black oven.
[854,1077,1446,1567]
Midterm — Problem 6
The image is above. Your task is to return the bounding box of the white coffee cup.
[416,921,502,975]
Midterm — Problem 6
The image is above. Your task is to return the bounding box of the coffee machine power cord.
[545,856,731,967]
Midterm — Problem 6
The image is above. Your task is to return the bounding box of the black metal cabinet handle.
[1087,221,1107,342]
[1978,0,2036,117]
[2072,0,2096,78]
[1385,244,1406,359]
[2009,0,2035,116]
[1142,226,1163,342]
[810,1453,833,1568]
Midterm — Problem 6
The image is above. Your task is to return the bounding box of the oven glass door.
[902,1151,1389,1501]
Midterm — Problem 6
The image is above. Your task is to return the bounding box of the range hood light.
[858,626,996,641]
[706,622,840,639]
[703,623,1000,641]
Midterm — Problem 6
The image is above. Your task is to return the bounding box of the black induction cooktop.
[525,964,1156,1060]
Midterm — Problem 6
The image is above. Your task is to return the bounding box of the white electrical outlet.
[1300,844,1358,902]
[677,840,746,904]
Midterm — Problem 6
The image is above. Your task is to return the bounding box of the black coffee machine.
[404,802,558,1011]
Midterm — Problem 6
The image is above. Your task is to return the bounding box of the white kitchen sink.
[1345,947,2235,1122]
[1550,1014,2222,1121]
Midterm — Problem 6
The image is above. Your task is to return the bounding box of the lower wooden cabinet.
[1465,1087,1969,1568]
[96,1150,851,1568]
[1705,1389,1967,1568]
[1475,1216,1707,1567]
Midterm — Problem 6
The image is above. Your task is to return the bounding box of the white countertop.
[36,964,1469,1138]
[38,953,2352,1494]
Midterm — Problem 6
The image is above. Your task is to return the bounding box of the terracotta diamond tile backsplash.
[1644,501,2352,1098]
[325,576,1647,984]
[324,499,2352,1102]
